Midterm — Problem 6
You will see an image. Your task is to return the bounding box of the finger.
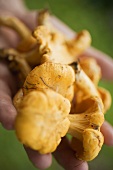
[0,32,10,48]
[24,146,52,170]
[0,63,17,129]
[101,121,113,146]
[81,47,113,80]
[53,137,88,170]
[0,80,17,130]
[0,27,19,48]
[20,11,37,31]
[51,16,75,39]
[0,11,21,48]
[0,1,26,16]
[0,62,17,95]
[0,10,37,48]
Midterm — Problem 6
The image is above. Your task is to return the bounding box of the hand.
[0,1,113,170]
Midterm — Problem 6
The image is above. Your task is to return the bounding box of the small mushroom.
[71,62,100,98]
[68,96,104,161]
[0,15,31,39]
[98,87,112,113]
[37,9,91,55]
[0,46,42,69]
[79,57,101,85]
[0,15,36,52]
[0,48,31,85]
[33,25,91,65]
[14,89,71,154]
[71,62,111,114]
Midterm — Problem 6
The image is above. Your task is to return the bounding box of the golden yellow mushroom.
[33,25,91,65]
[0,48,31,85]
[68,96,104,161]
[71,62,111,114]
[14,89,70,154]
[98,87,112,113]
[79,57,102,85]
[71,62,100,98]
[0,15,37,52]
[71,129,104,161]
[23,62,75,101]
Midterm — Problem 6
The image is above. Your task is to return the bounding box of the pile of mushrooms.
[0,10,112,161]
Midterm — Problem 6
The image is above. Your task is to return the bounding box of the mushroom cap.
[14,89,70,154]
[33,21,91,65]
[66,30,91,57]
[23,62,75,101]
[13,89,23,110]
[71,129,104,161]
[37,10,91,61]
[33,25,78,65]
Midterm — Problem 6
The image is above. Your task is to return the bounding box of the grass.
[0,0,113,170]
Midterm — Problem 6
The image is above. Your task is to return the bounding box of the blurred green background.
[0,0,113,170]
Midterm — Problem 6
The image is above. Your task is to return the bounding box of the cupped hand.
[0,9,113,170]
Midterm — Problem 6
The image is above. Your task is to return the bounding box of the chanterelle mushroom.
[79,57,101,85]
[33,25,91,65]
[71,61,111,113]
[98,87,112,113]
[71,62,100,98]
[68,96,104,161]
[0,48,31,85]
[14,89,71,154]
[23,62,75,101]
[0,15,36,51]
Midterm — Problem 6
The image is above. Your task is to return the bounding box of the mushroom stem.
[71,62,100,97]
[0,16,31,39]
[17,35,36,52]
[0,48,31,85]
[0,16,37,52]
[79,57,101,85]
[98,87,112,113]
[68,114,89,141]
[68,96,104,139]
[0,47,42,68]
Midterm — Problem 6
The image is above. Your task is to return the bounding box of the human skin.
[0,0,113,170]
